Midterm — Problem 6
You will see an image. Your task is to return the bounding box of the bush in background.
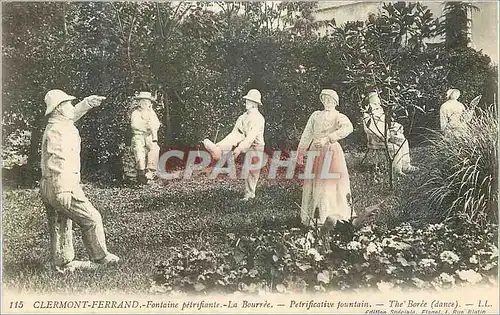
[419,106,498,226]
[408,47,498,142]
[1,2,497,183]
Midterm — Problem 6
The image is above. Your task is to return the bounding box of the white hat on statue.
[243,89,262,105]
[44,89,76,116]
[134,91,156,102]
[367,90,379,99]
[446,89,460,100]
[320,89,339,104]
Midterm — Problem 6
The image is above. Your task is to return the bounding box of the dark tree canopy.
[2,2,497,184]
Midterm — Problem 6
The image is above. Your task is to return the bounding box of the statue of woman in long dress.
[297,89,354,228]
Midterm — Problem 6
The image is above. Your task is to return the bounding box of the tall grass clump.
[421,105,498,226]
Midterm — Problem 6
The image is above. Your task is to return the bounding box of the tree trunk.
[388,156,394,190]
[162,90,172,142]
[385,105,394,190]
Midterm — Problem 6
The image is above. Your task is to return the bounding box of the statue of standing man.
[40,89,120,273]
[130,92,161,184]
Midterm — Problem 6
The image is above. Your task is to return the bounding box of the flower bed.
[151,220,498,295]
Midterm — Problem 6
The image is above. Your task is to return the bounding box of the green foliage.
[2,152,497,293]
[331,2,441,188]
[420,106,498,225]
[333,2,439,115]
[403,46,497,139]
[1,1,497,182]
[1,130,31,168]
[329,2,497,188]
[152,221,498,294]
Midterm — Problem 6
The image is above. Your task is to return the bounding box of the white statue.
[297,89,354,227]
[202,89,265,201]
[40,89,119,273]
[130,92,161,184]
[440,88,474,136]
[363,91,418,176]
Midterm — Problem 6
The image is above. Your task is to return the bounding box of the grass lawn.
[2,150,425,294]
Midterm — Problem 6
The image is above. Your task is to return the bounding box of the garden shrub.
[419,106,498,226]
[1,129,31,169]
[151,220,498,294]
[2,2,498,178]
[408,47,498,143]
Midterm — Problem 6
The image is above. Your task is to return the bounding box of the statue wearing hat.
[130,91,161,184]
[202,89,265,201]
[40,89,119,272]
[297,89,354,228]
[363,90,418,176]
[440,88,472,136]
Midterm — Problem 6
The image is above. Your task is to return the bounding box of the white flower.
[419,258,437,268]
[360,226,373,233]
[388,241,411,250]
[456,269,483,284]
[297,65,307,74]
[490,245,498,259]
[482,263,495,271]
[397,224,414,235]
[487,276,498,286]
[386,265,398,274]
[296,237,306,247]
[149,282,168,293]
[427,223,444,232]
[305,231,315,248]
[440,251,460,264]
[347,240,362,250]
[169,289,188,297]
[358,235,370,243]
[366,242,381,255]
[476,248,487,255]
[307,248,324,261]
[469,255,479,264]
[381,237,394,247]
[439,272,455,284]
